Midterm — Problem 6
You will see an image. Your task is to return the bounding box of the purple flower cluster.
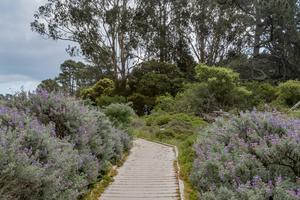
[191,111,300,199]
[0,90,132,200]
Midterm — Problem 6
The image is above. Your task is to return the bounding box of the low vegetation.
[191,111,300,200]
[0,90,132,200]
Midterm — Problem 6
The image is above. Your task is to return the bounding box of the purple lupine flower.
[287,189,300,199]
[251,176,262,188]
[265,180,274,197]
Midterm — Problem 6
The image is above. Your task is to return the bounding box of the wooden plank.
[99,139,181,200]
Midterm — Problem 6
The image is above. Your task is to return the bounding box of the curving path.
[99,139,181,200]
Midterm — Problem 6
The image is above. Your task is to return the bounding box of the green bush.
[80,78,115,101]
[154,94,177,113]
[145,112,205,135]
[128,93,156,115]
[95,95,126,107]
[157,64,252,115]
[127,61,186,114]
[275,80,300,107]
[243,81,278,107]
[128,61,185,97]
[145,113,172,126]
[195,64,252,111]
[104,103,135,128]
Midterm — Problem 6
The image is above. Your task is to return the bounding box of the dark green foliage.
[37,79,61,92]
[154,94,177,113]
[243,81,278,107]
[127,93,156,115]
[128,61,185,97]
[134,0,194,67]
[95,95,127,107]
[128,61,185,114]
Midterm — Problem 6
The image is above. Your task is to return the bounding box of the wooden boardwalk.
[99,139,181,200]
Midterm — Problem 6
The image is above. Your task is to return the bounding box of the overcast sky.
[0,0,73,95]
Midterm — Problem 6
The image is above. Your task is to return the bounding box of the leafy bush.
[155,65,252,115]
[275,80,300,107]
[95,95,126,107]
[143,112,205,142]
[243,81,278,107]
[80,78,115,101]
[128,93,156,115]
[127,61,186,114]
[128,60,185,97]
[191,111,300,200]
[194,64,252,112]
[154,94,177,113]
[103,103,135,128]
[1,90,131,200]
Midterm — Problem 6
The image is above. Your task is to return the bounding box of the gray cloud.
[0,74,40,94]
[0,0,75,94]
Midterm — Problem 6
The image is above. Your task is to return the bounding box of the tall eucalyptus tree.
[31,0,138,89]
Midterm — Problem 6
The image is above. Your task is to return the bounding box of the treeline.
[38,60,300,117]
[32,0,300,88]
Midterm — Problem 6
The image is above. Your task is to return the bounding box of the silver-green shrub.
[191,111,300,200]
[0,90,131,199]
[0,107,88,199]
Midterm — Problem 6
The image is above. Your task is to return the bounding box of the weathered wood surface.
[99,139,180,200]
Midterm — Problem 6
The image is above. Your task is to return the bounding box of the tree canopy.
[32,0,300,86]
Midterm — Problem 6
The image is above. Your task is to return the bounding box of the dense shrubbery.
[128,61,185,114]
[243,81,278,107]
[103,103,135,128]
[128,93,156,115]
[0,107,88,199]
[95,95,126,107]
[155,65,300,117]
[80,78,115,102]
[79,79,128,107]
[0,90,131,200]
[191,111,300,200]
[275,80,300,107]
[154,64,252,115]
